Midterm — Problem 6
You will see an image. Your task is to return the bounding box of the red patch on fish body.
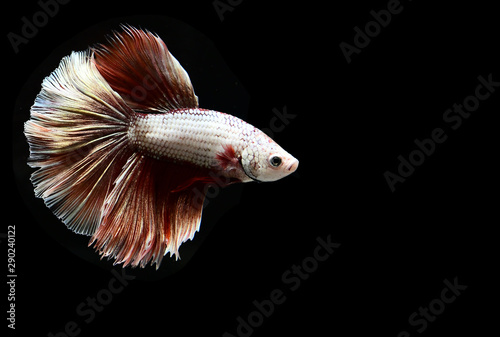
[216,144,240,171]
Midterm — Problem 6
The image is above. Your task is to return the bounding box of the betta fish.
[24,25,298,268]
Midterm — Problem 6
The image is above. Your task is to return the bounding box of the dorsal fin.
[93,25,198,113]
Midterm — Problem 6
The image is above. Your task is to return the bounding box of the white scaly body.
[131,108,251,167]
[131,108,294,182]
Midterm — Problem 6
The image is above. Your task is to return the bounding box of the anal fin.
[90,154,210,268]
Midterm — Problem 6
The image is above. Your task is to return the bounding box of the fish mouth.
[286,159,299,173]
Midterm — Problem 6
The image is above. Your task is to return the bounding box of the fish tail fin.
[25,50,134,236]
[25,27,212,268]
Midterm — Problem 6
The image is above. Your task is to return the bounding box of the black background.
[5,0,498,336]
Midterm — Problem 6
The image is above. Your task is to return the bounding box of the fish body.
[24,26,298,268]
[131,108,298,183]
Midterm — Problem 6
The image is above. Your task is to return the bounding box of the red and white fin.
[25,27,214,268]
[90,154,209,268]
[25,50,134,235]
[216,144,240,171]
[93,25,199,113]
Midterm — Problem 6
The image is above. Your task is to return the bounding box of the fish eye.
[269,156,282,167]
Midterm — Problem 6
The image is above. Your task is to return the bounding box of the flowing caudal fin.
[93,25,199,113]
[25,50,134,235]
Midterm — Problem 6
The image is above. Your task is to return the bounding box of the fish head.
[240,131,299,183]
